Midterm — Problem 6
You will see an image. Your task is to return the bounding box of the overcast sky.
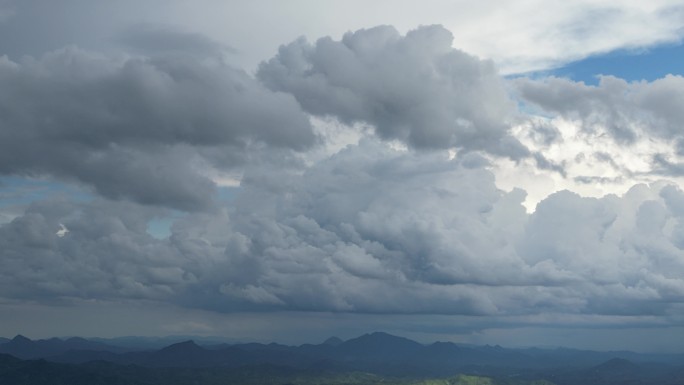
[2,0,684,352]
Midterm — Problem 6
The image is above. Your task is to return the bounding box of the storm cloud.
[2,138,684,321]
[0,43,315,210]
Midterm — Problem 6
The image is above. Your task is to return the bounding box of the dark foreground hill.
[0,353,556,385]
[4,352,684,385]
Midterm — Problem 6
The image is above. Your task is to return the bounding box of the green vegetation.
[416,375,556,385]
[209,371,556,385]
[249,372,557,385]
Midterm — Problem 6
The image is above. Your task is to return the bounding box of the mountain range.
[1,332,684,384]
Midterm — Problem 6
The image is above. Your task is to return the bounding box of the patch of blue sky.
[145,186,241,239]
[0,176,93,208]
[544,41,684,85]
[146,217,173,239]
[146,210,186,240]
[146,186,241,240]
[218,185,240,202]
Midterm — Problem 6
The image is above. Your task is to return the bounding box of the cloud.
[0,44,315,210]
[2,11,684,346]
[516,75,684,144]
[652,153,684,177]
[509,74,684,198]
[150,0,684,74]
[258,25,527,158]
[3,140,684,321]
[462,1,684,74]
[0,6,13,24]
[118,24,235,56]
[2,1,683,74]
[55,223,68,237]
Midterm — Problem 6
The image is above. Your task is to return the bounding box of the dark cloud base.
[0,45,315,210]
[2,139,684,322]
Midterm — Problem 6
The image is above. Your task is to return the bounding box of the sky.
[1,0,684,353]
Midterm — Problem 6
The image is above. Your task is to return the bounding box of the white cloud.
[501,74,684,210]
[55,223,69,237]
[447,0,684,73]
[164,0,684,74]
[3,1,682,74]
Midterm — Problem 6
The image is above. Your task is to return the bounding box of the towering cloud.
[258,25,527,157]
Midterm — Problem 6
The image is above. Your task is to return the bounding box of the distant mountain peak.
[65,337,87,342]
[368,331,393,337]
[354,331,420,344]
[322,336,343,346]
[11,334,31,343]
[160,340,203,352]
[359,331,396,339]
[338,331,423,360]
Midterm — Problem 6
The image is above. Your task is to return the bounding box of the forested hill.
[0,353,554,385]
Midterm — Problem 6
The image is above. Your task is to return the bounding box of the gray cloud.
[652,153,684,177]
[516,74,684,144]
[574,175,624,185]
[532,152,566,176]
[0,199,182,301]
[0,4,13,24]
[3,140,684,320]
[118,24,234,55]
[2,14,684,348]
[258,25,527,158]
[515,74,684,180]
[520,120,562,148]
[0,44,315,210]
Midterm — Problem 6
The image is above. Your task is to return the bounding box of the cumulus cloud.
[504,74,684,205]
[2,14,684,345]
[2,140,684,321]
[258,25,527,158]
[0,43,315,210]
[219,143,684,317]
[516,75,684,144]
